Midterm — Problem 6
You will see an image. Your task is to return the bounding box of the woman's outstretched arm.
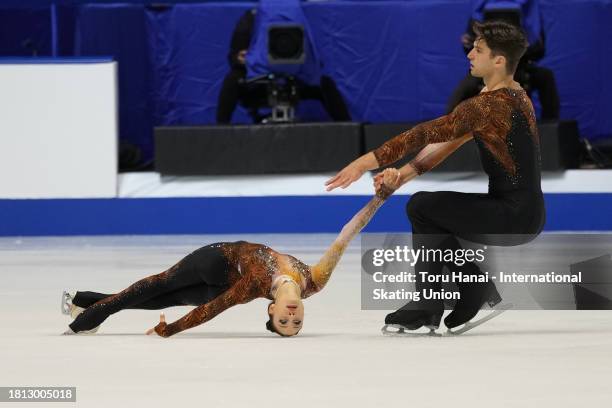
[311,174,399,290]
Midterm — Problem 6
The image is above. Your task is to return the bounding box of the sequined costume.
[68,162,390,336]
[68,181,388,337]
[68,242,326,337]
[373,87,545,234]
[373,87,546,315]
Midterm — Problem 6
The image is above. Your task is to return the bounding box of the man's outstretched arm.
[326,97,488,191]
[404,134,474,179]
[372,135,472,195]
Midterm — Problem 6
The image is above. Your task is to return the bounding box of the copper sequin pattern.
[373,88,541,192]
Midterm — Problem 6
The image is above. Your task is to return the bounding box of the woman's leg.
[69,245,230,332]
[71,291,112,308]
[72,283,227,310]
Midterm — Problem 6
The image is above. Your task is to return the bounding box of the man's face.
[467,38,502,78]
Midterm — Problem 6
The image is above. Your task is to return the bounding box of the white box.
[0,60,118,198]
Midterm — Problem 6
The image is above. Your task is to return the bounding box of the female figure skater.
[61,173,400,338]
[326,20,545,333]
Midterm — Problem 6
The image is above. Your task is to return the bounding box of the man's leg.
[384,193,451,329]
[299,76,352,121]
[403,191,536,328]
[216,68,246,124]
[319,76,351,121]
[528,65,560,120]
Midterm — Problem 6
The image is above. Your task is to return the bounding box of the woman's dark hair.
[472,20,528,75]
[265,301,289,337]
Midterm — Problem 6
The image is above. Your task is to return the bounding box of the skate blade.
[381,324,441,337]
[446,303,513,336]
[62,329,98,336]
[61,291,71,315]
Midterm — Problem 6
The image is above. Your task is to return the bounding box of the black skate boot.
[444,280,502,329]
[382,301,443,336]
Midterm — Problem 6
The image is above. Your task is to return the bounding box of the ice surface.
[1,235,611,408]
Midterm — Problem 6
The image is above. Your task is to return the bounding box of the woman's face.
[269,297,304,336]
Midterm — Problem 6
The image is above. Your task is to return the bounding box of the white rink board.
[0,61,117,198]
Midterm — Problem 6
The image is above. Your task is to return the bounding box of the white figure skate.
[61,290,99,334]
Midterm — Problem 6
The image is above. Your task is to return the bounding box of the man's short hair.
[473,20,529,74]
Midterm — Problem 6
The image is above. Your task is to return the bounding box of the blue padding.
[539,0,612,142]
[305,1,472,121]
[472,0,542,46]
[0,57,113,63]
[50,3,57,56]
[74,4,154,161]
[0,6,52,56]
[1,194,611,236]
[1,1,255,5]
[146,2,256,126]
[141,0,612,139]
[1,0,611,160]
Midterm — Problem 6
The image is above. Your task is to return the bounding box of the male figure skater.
[447,0,560,120]
[326,20,545,333]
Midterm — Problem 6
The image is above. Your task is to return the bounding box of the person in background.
[216,3,351,124]
[447,0,560,120]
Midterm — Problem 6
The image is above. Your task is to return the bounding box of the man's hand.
[373,168,402,199]
[325,161,366,191]
[145,312,169,337]
[237,49,247,65]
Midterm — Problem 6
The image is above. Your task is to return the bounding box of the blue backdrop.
[1,0,611,163]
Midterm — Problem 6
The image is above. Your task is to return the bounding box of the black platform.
[155,120,580,175]
[155,122,362,175]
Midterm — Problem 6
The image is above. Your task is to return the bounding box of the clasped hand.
[373,168,402,199]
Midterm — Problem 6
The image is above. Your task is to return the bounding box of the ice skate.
[444,280,509,335]
[61,290,72,315]
[445,303,512,335]
[61,291,100,334]
[381,324,443,337]
[62,328,76,335]
[381,303,443,337]
[61,327,98,335]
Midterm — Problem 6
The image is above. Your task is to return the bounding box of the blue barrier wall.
[1,194,611,236]
[1,0,611,163]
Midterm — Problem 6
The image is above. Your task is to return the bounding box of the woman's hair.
[265,301,289,337]
[472,20,529,75]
